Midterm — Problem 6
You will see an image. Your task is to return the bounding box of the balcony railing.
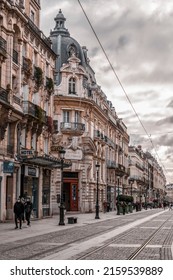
[60,122,85,134]
[13,95,21,105]
[23,101,36,117]
[0,36,7,52]
[0,36,7,61]
[107,160,118,169]
[13,49,19,64]
[0,87,9,103]
[22,101,46,123]
[35,105,46,123]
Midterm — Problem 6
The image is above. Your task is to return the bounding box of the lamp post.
[95,163,100,219]
[59,148,66,226]
[117,176,120,215]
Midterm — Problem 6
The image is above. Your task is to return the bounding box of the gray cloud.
[41,0,173,183]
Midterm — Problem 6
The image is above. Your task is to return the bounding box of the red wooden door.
[70,183,78,211]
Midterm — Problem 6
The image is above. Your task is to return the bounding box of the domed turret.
[52,9,70,37]
[50,10,88,85]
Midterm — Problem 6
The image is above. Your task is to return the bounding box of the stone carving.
[67,136,81,151]
[52,133,62,144]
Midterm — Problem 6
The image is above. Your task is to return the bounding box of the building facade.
[0,0,57,221]
[49,10,130,214]
[128,145,166,206]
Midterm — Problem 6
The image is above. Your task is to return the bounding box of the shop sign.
[3,161,14,173]
[20,149,35,156]
[25,166,39,177]
[65,149,83,160]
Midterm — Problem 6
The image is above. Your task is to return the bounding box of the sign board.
[3,161,14,173]
[25,166,39,177]
[20,149,35,156]
[65,149,83,160]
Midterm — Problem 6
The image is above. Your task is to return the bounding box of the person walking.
[24,197,33,227]
[14,197,24,229]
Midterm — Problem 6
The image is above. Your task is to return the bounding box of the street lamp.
[117,176,120,215]
[59,148,66,226]
[95,163,100,219]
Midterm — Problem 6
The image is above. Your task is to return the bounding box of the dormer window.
[69,77,76,94]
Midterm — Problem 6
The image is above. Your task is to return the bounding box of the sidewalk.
[0,209,162,245]
[0,211,117,243]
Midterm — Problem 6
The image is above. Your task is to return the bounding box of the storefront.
[42,169,51,217]
[21,165,39,218]
[63,172,79,211]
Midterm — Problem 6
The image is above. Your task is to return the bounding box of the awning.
[21,154,71,168]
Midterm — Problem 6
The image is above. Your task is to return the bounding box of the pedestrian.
[24,197,33,227]
[163,201,167,210]
[103,201,107,213]
[169,203,173,211]
[13,197,24,229]
[20,196,25,222]
[122,201,126,215]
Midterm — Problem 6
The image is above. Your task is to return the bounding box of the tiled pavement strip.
[0,209,172,259]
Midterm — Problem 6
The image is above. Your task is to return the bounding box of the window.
[63,111,70,123]
[75,111,80,123]
[30,10,35,22]
[20,128,26,148]
[68,78,76,94]
[31,133,37,150]
[44,138,48,154]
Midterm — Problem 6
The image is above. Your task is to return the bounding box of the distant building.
[165,184,173,202]
[128,145,166,206]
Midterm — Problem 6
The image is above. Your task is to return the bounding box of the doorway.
[6,176,13,219]
[63,181,78,211]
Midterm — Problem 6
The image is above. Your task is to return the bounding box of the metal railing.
[0,36,7,51]
[13,49,18,64]
[0,87,9,103]
[60,122,85,132]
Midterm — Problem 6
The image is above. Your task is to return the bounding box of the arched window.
[68,77,76,94]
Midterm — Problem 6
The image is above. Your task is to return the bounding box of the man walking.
[14,197,24,229]
[24,197,33,227]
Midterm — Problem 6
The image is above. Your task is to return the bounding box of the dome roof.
[50,9,90,85]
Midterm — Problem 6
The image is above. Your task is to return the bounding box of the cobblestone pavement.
[0,209,172,260]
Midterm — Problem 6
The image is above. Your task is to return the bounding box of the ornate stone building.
[49,10,130,213]
[0,0,57,221]
[128,145,166,206]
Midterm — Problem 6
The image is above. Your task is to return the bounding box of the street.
[0,209,172,260]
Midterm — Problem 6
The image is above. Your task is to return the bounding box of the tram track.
[0,215,139,259]
[76,212,173,260]
[0,210,170,260]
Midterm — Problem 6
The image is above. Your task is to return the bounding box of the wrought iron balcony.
[13,49,19,65]
[0,36,7,60]
[23,101,36,117]
[22,101,46,123]
[0,87,9,104]
[60,122,85,135]
[107,160,118,169]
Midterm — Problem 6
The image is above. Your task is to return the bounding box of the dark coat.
[24,201,33,213]
[14,201,24,216]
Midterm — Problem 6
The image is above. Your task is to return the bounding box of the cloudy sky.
[40,0,173,183]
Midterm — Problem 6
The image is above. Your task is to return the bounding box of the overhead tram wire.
[6,4,167,174]
[77,0,167,175]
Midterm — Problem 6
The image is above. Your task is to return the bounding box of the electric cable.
[77,0,168,175]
